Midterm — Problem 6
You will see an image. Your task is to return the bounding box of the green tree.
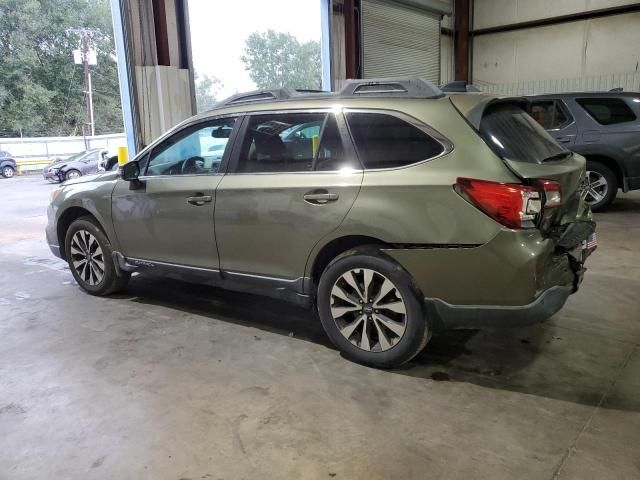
[0,0,122,137]
[194,73,223,113]
[241,30,321,90]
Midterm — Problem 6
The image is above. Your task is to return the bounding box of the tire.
[64,216,129,296]
[2,165,15,178]
[65,169,81,181]
[317,247,430,368]
[582,161,617,211]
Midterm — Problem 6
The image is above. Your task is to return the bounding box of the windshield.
[479,103,569,164]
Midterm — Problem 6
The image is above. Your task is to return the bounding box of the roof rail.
[218,88,299,106]
[338,77,444,98]
[440,81,481,93]
[609,87,624,92]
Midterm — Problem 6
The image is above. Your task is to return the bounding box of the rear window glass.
[346,112,444,169]
[479,103,569,164]
[576,97,636,125]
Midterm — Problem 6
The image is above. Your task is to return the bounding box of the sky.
[188,0,322,102]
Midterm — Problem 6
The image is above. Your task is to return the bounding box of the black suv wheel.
[317,247,430,368]
[65,216,129,296]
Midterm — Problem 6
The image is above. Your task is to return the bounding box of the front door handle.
[187,194,212,206]
[303,190,339,205]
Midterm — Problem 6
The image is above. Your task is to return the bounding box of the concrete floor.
[1,175,639,480]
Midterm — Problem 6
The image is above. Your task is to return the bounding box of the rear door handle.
[303,191,339,204]
[187,194,212,206]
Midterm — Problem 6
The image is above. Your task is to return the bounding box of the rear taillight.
[537,180,562,207]
[456,178,560,229]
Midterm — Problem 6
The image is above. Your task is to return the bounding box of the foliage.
[194,73,223,113]
[0,0,123,137]
[241,30,321,91]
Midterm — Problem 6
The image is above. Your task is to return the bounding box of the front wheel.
[65,169,81,181]
[65,216,129,296]
[2,165,15,178]
[317,248,430,368]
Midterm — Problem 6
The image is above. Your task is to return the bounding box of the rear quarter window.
[345,112,444,169]
[576,97,636,125]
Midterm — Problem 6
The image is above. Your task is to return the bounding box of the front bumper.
[46,205,63,259]
[43,170,62,181]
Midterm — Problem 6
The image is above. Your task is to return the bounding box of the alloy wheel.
[70,230,105,286]
[579,170,608,206]
[330,268,407,352]
[2,166,14,178]
[67,171,80,180]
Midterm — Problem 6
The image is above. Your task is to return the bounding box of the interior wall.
[472,0,640,89]
[473,0,640,29]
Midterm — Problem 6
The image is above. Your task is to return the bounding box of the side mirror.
[121,160,140,181]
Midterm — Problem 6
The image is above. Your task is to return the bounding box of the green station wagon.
[46,78,596,367]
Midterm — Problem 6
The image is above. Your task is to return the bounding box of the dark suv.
[529,92,640,210]
[0,151,17,178]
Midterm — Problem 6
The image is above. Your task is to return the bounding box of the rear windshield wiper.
[541,151,572,162]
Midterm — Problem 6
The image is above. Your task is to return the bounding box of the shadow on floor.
[598,193,640,214]
[108,273,638,412]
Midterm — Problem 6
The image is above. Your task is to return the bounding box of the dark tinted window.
[236,113,352,173]
[146,117,236,176]
[346,112,444,169]
[576,97,636,125]
[530,100,570,129]
[479,103,569,164]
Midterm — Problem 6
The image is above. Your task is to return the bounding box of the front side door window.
[530,100,572,130]
[145,117,237,176]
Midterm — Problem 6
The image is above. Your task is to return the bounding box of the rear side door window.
[576,98,636,125]
[234,112,357,173]
[345,112,444,169]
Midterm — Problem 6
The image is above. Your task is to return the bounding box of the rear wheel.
[317,247,430,368]
[2,165,15,178]
[580,162,617,211]
[65,216,129,296]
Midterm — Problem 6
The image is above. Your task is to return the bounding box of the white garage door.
[361,0,441,83]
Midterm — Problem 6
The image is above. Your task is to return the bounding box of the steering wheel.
[181,156,205,174]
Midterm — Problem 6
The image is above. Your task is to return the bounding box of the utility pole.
[69,28,98,141]
[82,31,95,138]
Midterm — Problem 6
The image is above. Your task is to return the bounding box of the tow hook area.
[568,256,586,292]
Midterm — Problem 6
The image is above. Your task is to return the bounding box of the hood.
[62,170,119,186]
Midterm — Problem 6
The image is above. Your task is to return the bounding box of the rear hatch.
[451,94,593,241]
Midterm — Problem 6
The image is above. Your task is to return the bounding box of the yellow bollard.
[117,146,128,166]
[311,134,319,157]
